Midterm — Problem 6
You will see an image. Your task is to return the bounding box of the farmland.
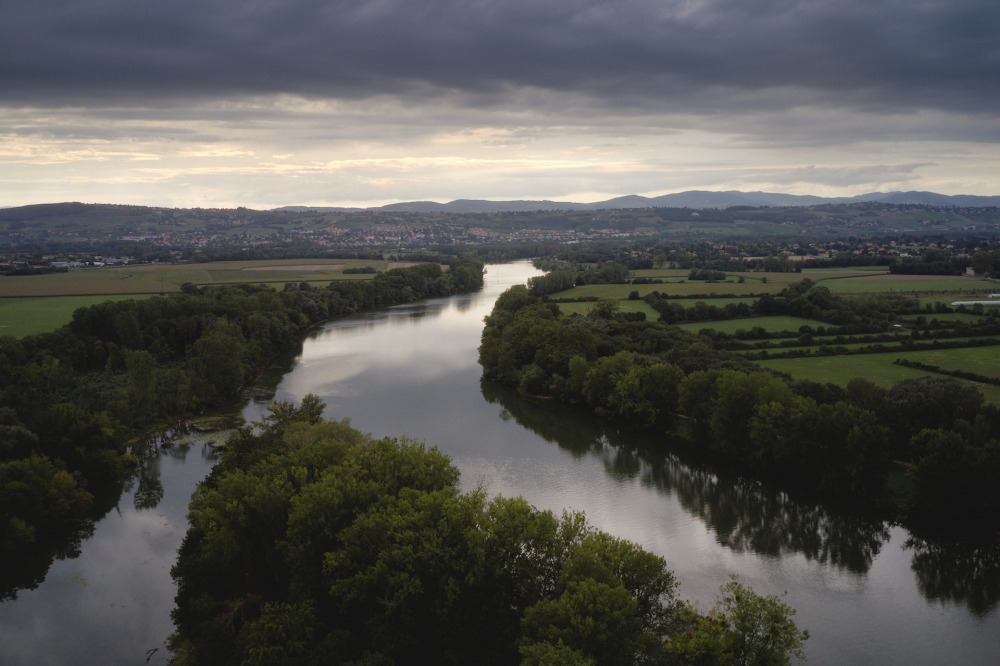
[0,294,150,338]
[0,258,390,336]
[543,267,1000,403]
[759,351,1000,405]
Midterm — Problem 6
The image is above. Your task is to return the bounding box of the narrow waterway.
[2,261,998,664]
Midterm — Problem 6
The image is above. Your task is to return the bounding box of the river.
[2,261,998,664]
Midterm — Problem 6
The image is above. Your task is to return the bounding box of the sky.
[1,0,998,209]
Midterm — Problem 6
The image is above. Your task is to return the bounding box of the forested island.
[169,396,807,665]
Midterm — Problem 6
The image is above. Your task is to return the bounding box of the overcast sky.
[2,0,998,208]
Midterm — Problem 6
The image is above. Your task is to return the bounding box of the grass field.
[675,315,820,335]
[892,346,1000,380]
[757,350,1000,404]
[562,269,1000,404]
[0,258,388,298]
[556,300,660,319]
[0,294,154,338]
[897,312,988,324]
[740,337,999,356]
[0,258,390,337]
[817,274,991,295]
[554,270,996,303]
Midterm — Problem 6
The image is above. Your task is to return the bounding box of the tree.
[590,299,621,321]
[670,577,808,666]
[970,251,995,276]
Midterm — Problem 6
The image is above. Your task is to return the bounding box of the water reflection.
[0,520,96,602]
[906,537,1000,617]
[481,377,1000,614]
[482,379,891,575]
[0,423,224,665]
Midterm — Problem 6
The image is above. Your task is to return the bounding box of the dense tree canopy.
[170,398,807,665]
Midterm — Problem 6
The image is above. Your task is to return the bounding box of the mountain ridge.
[274,190,1000,214]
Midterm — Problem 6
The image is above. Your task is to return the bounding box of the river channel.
[1,261,998,664]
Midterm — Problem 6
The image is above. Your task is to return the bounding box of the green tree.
[669,577,808,666]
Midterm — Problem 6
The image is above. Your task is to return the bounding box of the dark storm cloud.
[1,0,997,115]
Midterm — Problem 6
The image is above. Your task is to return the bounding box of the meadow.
[0,258,388,337]
[546,267,1000,403]
[0,294,151,338]
[759,351,1000,405]
[674,315,819,334]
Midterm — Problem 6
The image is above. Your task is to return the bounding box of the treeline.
[889,248,968,275]
[478,285,1000,535]
[0,258,484,558]
[169,398,807,665]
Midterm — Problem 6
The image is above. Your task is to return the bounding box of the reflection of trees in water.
[124,431,167,511]
[0,521,95,602]
[133,455,164,511]
[481,379,888,573]
[661,466,889,574]
[906,537,1000,617]
[125,425,222,510]
[2,419,225,600]
[483,378,1000,613]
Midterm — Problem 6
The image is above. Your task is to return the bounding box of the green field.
[556,278,780,300]
[0,258,389,298]
[675,316,820,335]
[741,337,999,356]
[897,312,988,324]
[597,268,1000,405]
[0,258,393,337]
[817,274,991,295]
[757,350,1000,404]
[552,269,995,303]
[892,346,1000,380]
[0,294,154,338]
[556,300,660,319]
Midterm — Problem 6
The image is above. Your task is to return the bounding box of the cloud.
[0,1,997,206]
[1,1,996,118]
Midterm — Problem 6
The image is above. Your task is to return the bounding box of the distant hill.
[274,190,1000,214]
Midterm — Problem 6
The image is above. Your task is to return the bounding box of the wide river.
[2,261,998,664]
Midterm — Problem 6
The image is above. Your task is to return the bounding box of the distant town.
[1,201,999,272]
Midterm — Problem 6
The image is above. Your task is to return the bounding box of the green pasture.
[892,346,1000,380]
[819,274,991,295]
[897,312,989,324]
[757,350,1000,404]
[675,315,821,335]
[630,269,689,280]
[800,266,888,276]
[741,337,998,356]
[0,294,152,338]
[0,258,387,297]
[555,279,780,300]
[0,258,390,336]
[550,268,981,302]
[667,297,758,308]
[557,300,660,319]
